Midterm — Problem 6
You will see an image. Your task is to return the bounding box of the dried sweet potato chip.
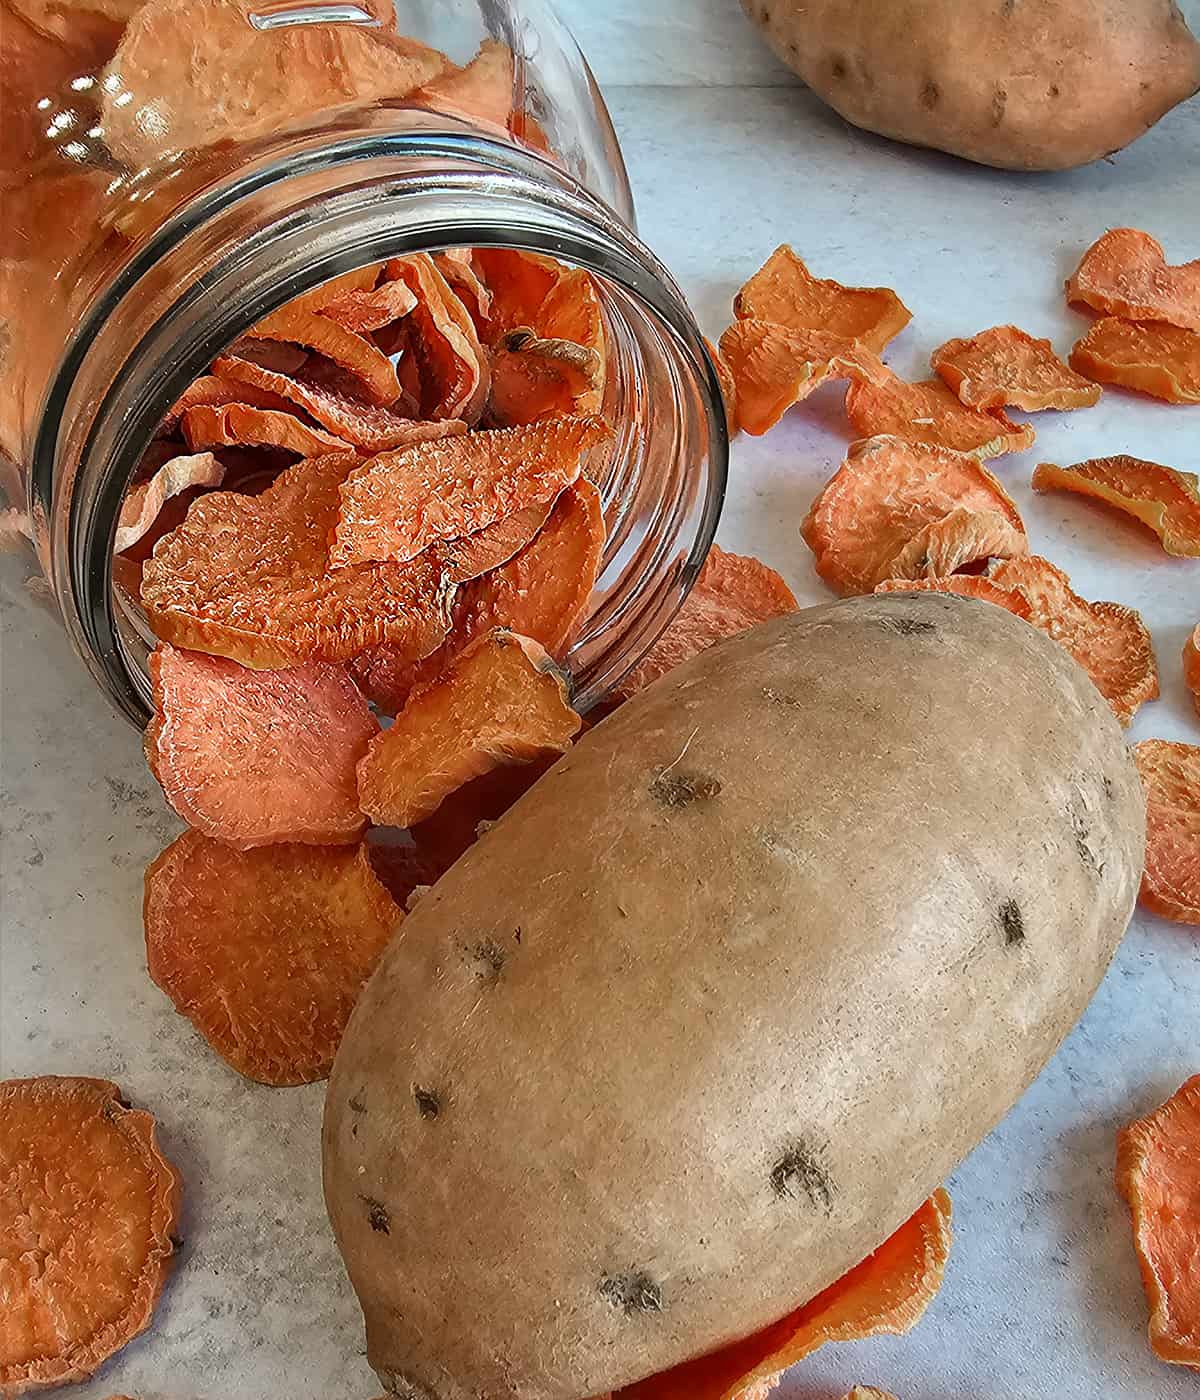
[141,453,453,668]
[212,353,467,453]
[357,630,580,828]
[146,644,378,848]
[884,506,1028,581]
[1133,741,1200,925]
[873,574,1034,619]
[1032,456,1200,558]
[1067,229,1200,332]
[144,832,400,1084]
[434,248,492,332]
[181,402,352,457]
[160,373,297,432]
[704,337,739,437]
[473,247,563,341]
[718,320,889,436]
[317,276,418,335]
[1117,1075,1200,1365]
[489,328,604,426]
[733,245,911,354]
[1068,318,1200,405]
[989,556,1159,725]
[535,269,607,398]
[287,267,380,314]
[246,304,401,406]
[101,0,449,166]
[931,324,1101,411]
[386,254,490,422]
[1185,625,1200,718]
[410,37,515,132]
[0,1077,181,1391]
[615,1190,951,1400]
[845,372,1035,460]
[612,545,797,702]
[332,415,610,566]
[801,436,1026,596]
[115,451,224,554]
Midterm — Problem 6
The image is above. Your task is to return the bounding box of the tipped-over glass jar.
[3,0,727,726]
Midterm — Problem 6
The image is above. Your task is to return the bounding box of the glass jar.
[3,0,727,726]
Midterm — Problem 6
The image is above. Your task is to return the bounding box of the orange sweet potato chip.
[1116,1074,1200,1365]
[357,630,581,828]
[931,324,1101,411]
[141,453,453,668]
[489,329,605,427]
[1067,229,1200,332]
[410,37,515,133]
[146,644,378,848]
[704,337,739,437]
[1032,457,1200,558]
[181,402,353,457]
[114,451,224,554]
[1185,625,1200,718]
[386,254,490,422]
[844,372,1035,460]
[317,276,418,335]
[884,506,1029,581]
[989,556,1159,726]
[0,1077,182,1391]
[1133,741,1200,925]
[434,248,493,332]
[733,245,912,354]
[1069,318,1200,405]
[332,415,610,566]
[473,247,564,341]
[873,574,1034,619]
[614,1190,951,1400]
[612,545,797,701]
[145,833,400,1084]
[718,321,889,437]
[246,304,401,406]
[160,372,298,431]
[801,436,1026,596]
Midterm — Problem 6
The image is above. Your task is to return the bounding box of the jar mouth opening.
[39,129,726,725]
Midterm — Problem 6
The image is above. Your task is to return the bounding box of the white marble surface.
[3,5,1200,1399]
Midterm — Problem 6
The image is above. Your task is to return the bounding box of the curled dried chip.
[146,644,378,848]
[614,1190,951,1400]
[141,453,452,668]
[989,556,1159,726]
[931,324,1101,411]
[410,37,515,132]
[473,247,563,341]
[1116,1075,1200,1364]
[0,1077,182,1390]
[1032,456,1200,558]
[801,436,1026,596]
[246,303,401,406]
[434,248,492,332]
[845,372,1035,460]
[884,506,1028,581]
[733,244,911,354]
[719,320,889,436]
[1069,318,1200,405]
[613,545,797,701]
[1185,625,1200,718]
[873,574,1034,619]
[160,373,297,432]
[704,337,739,437]
[317,276,418,335]
[181,402,352,457]
[534,268,607,408]
[144,832,400,1084]
[114,453,223,553]
[489,328,604,427]
[332,415,610,566]
[387,254,490,422]
[1133,741,1200,925]
[357,630,581,828]
[1067,229,1200,332]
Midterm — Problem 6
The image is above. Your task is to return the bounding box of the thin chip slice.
[386,254,490,422]
[1069,318,1200,405]
[873,574,1035,619]
[246,304,401,406]
[410,37,515,132]
[115,452,224,554]
[146,644,378,848]
[181,403,352,457]
[141,453,453,668]
[845,372,1035,460]
[534,268,608,413]
[704,337,739,437]
[733,245,911,354]
[1185,625,1200,718]
[884,506,1029,581]
[144,833,400,1085]
[1116,1075,1200,1365]
[434,248,493,332]
[613,545,797,701]
[802,436,1026,596]
[287,266,380,314]
[213,353,467,453]
[614,1191,951,1400]
[160,373,298,432]
[931,324,1101,411]
[0,1077,182,1391]
[989,556,1159,726]
[1066,229,1200,332]
[357,630,581,828]
[1031,457,1200,558]
[719,320,889,436]
[489,328,604,426]
[473,247,564,342]
[1133,741,1200,925]
[332,415,610,566]
[317,276,418,335]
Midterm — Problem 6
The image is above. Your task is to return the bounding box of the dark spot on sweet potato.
[348,1092,367,1114]
[998,898,1025,946]
[1001,0,1016,15]
[467,938,506,980]
[1048,83,1061,98]
[830,54,847,79]
[650,771,722,807]
[762,686,803,707]
[362,1196,390,1234]
[991,87,1008,125]
[1102,775,1115,801]
[771,1141,834,1211]
[921,79,941,109]
[513,925,522,945]
[879,615,936,636]
[1069,796,1104,876]
[413,1086,441,1120]
[600,1270,663,1316]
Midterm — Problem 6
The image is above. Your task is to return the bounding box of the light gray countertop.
[3,4,1198,1398]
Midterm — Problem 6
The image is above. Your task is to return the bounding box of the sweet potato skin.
[742,0,1200,171]
[324,593,1144,1400]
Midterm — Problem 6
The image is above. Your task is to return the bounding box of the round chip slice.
[144,833,401,1085]
[0,1077,182,1391]
[1032,456,1200,558]
[1133,740,1200,925]
[180,402,352,457]
[1067,229,1200,332]
[1069,318,1200,405]
[883,506,1028,581]
[845,373,1035,460]
[931,324,1101,411]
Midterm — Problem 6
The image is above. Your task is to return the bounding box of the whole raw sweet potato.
[324,592,1144,1400]
[743,0,1200,170]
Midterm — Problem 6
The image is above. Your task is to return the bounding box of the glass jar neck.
[37,126,725,726]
